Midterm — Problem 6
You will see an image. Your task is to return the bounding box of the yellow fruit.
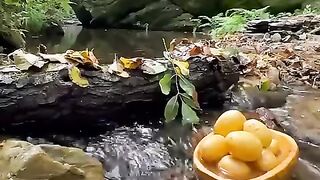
[256,149,279,171]
[214,110,246,136]
[243,119,272,147]
[218,155,251,179]
[268,139,281,155]
[226,131,263,162]
[199,133,228,163]
[194,129,299,180]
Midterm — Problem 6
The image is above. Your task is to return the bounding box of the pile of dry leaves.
[215,32,320,89]
[166,32,320,90]
[0,48,171,87]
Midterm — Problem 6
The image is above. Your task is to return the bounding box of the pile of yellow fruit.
[199,110,282,179]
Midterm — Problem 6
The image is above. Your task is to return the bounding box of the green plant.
[0,0,72,34]
[159,39,201,125]
[24,0,72,33]
[193,6,271,39]
[294,4,320,15]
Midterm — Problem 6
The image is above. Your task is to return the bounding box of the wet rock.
[69,0,310,31]
[0,30,25,54]
[70,0,195,31]
[119,1,194,31]
[0,140,103,180]
[231,86,288,110]
[293,159,320,180]
[42,22,65,36]
[270,93,320,145]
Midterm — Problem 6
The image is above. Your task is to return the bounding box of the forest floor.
[176,14,320,91]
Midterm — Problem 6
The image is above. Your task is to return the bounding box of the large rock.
[70,0,196,31]
[0,29,25,54]
[69,0,313,31]
[0,140,103,180]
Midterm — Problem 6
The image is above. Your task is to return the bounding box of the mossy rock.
[0,140,103,180]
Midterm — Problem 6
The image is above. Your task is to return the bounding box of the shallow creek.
[6,27,320,179]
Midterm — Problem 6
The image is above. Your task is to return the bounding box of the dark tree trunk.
[0,58,239,132]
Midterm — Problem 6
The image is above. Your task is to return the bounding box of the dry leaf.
[169,39,177,52]
[68,66,89,87]
[65,50,84,64]
[39,53,68,64]
[65,49,100,69]
[120,57,142,70]
[180,38,191,44]
[189,45,203,56]
[89,49,99,64]
[210,48,224,56]
[277,48,295,59]
[108,59,130,78]
[80,48,94,64]
[141,59,167,75]
[173,60,189,76]
[0,65,20,73]
[46,63,68,72]
[256,55,269,69]
[10,49,46,70]
[203,45,212,56]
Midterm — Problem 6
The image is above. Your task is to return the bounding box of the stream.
[6,26,320,179]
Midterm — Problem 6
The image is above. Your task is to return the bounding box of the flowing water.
[12,26,320,179]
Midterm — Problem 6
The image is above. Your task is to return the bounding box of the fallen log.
[246,15,320,34]
[0,56,239,132]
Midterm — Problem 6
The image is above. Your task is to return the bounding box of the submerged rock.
[270,93,320,146]
[0,140,103,180]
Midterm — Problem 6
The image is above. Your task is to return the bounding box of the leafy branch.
[159,39,201,125]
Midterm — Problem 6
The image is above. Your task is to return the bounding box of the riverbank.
[1,9,320,180]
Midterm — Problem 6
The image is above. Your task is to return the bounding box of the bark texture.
[0,57,239,131]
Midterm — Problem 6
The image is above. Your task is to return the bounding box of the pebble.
[299,33,307,40]
[271,33,282,42]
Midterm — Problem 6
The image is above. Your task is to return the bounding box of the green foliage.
[159,73,172,95]
[160,39,201,125]
[294,4,320,15]
[193,6,271,38]
[0,0,72,34]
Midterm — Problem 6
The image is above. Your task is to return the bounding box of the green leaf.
[259,79,270,92]
[4,0,20,6]
[181,100,200,125]
[179,76,195,97]
[159,73,172,95]
[180,93,201,110]
[164,95,179,122]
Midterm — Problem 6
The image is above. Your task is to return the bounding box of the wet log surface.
[0,57,239,131]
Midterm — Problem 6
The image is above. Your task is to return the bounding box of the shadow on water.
[15,28,320,179]
[26,25,207,64]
